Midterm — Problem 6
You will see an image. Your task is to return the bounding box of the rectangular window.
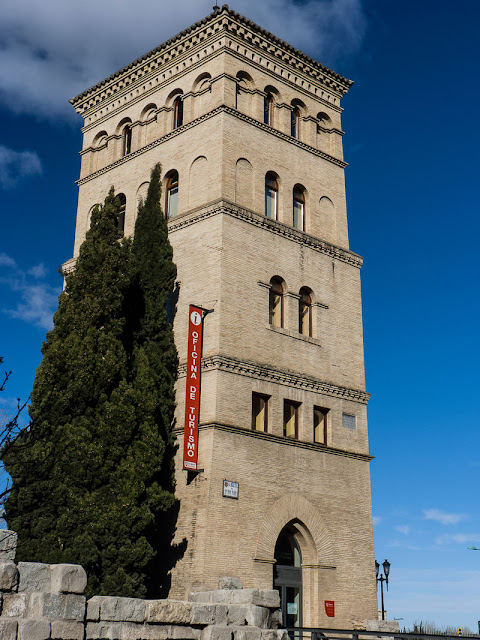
[252,393,269,432]
[265,187,277,219]
[342,413,357,430]
[293,200,304,230]
[284,400,300,439]
[167,186,178,218]
[314,407,329,444]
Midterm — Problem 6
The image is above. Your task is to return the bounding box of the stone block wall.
[0,530,287,640]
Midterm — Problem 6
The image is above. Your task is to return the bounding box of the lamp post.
[375,559,391,621]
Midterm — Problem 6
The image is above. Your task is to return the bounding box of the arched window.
[269,276,284,328]
[291,107,300,138]
[173,96,183,129]
[293,184,306,230]
[316,111,331,132]
[122,126,132,156]
[115,193,126,234]
[264,93,274,126]
[166,171,179,218]
[298,287,312,336]
[265,172,278,220]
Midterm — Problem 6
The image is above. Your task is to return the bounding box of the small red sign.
[182,306,204,471]
[325,601,335,617]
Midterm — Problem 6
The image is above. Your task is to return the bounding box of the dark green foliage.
[3,176,179,598]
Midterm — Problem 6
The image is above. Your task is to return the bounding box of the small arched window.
[293,184,306,230]
[173,96,183,129]
[291,107,301,139]
[115,193,126,234]
[317,111,331,132]
[264,93,274,126]
[166,171,179,218]
[265,172,278,220]
[269,276,284,328]
[122,126,132,156]
[299,287,312,336]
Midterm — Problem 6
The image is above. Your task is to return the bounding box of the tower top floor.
[70,4,352,121]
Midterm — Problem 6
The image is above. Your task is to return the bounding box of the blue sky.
[1,0,479,629]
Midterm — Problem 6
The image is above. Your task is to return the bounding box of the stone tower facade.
[68,5,378,629]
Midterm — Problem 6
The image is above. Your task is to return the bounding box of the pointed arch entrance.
[274,523,302,628]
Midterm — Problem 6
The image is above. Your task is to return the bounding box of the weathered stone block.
[218,577,242,590]
[98,595,146,622]
[190,603,217,625]
[269,610,282,629]
[51,563,87,594]
[0,619,18,640]
[0,530,17,560]
[259,632,277,640]
[145,599,192,624]
[18,618,51,640]
[229,591,280,609]
[245,606,269,629]
[366,619,400,632]
[201,625,236,640]
[2,592,27,616]
[234,628,262,640]
[188,591,213,604]
[213,605,229,626]
[40,593,86,620]
[227,605,248,626]
[18,561,51,592]
[86,596,101,621]
[0,560,18,591]
[51,620,85,640]
[275,631,289,640]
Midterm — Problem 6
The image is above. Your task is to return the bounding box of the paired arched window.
[293,185,305,231]
[115,193,126,234]
[122,126,132,156]
[298,287,312,337]
[265,172,278,220]
[165,171,179,218]
[264,93,274,126]
[173,96,183,129]
[269,276,284,328]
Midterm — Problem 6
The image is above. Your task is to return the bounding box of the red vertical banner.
[183,305,204,471]
[325,601,335,617]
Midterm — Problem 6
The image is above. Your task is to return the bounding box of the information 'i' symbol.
[191,310,202,326]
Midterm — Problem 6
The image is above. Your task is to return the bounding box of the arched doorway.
[273,524,302,628]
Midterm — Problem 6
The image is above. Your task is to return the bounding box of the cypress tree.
[132,163,179,596]
[2,184,177,597]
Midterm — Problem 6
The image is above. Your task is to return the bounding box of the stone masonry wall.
[0,530,287,640]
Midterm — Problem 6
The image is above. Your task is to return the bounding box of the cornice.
[173,421,373,462]
[168,199,363,268]
[70,5,352,115]
[77,104,347,186]
[177,354,370,404]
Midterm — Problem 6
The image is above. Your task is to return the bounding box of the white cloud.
[435,534,480,546]
[0,0,366,120]
[0,259,60,330]
[0,254,17,268]
[372,516,382,526]
[27,263,47,279]
[389,567,480,629]
[396,525,410,535]
[423,508,466,526]
[0,146,42,189]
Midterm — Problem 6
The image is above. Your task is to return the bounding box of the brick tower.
[68,5,378,628]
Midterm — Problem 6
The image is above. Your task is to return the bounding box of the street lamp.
[375,559,391,621]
